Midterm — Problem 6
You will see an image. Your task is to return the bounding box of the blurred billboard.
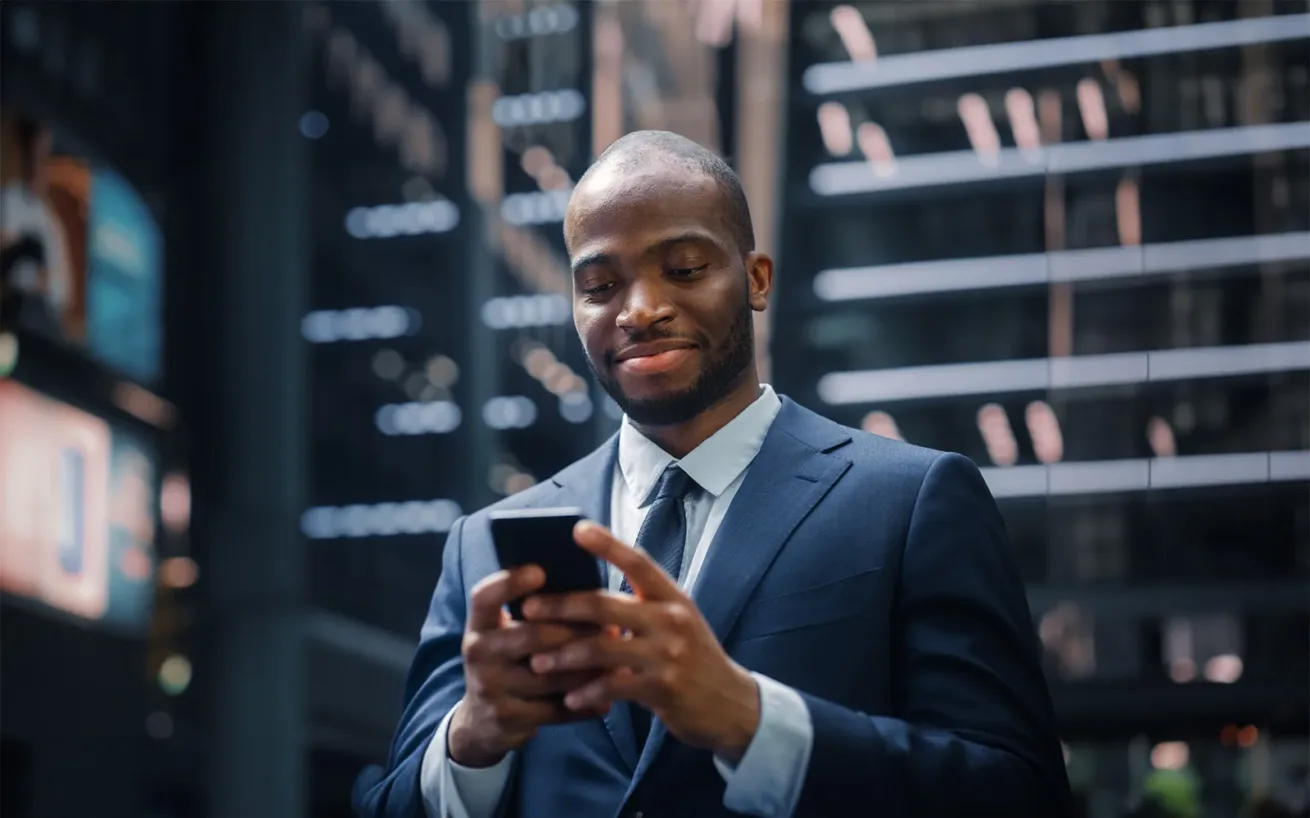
[0,109,163,386]
[0,379,157,632]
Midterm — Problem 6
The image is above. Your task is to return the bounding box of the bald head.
[574,131,755,255]
[563,130,774,434]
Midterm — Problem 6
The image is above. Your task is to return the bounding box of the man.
[354,130,1071,818]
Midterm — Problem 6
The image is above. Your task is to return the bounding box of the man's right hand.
[447,566,610,768]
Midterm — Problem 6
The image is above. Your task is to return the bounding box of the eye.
[668,264,709,279]
[582,282,614,297]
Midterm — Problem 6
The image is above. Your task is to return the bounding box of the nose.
[615,274,675,332]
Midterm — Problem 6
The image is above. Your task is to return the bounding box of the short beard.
[590,301,755,427]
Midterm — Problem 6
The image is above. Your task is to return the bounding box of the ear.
[744,251,774,312]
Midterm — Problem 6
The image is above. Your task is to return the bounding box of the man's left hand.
[520,520,760,763]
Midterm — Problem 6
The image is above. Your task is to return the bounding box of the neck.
[631,372,762,459]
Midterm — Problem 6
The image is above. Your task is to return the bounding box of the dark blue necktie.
[621,463,697,747]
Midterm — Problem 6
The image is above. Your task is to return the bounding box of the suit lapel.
[548,435,643,770]
[623,399,853,795]
[695,425,851,643]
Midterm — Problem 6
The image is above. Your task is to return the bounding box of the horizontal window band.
[818,341,1310,405]
[809,123,1310,197]
[814,233,1310,302]
[803,14,1310,95]
[982,450,1309,499]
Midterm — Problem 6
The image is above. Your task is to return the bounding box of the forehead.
[565,162,729,254]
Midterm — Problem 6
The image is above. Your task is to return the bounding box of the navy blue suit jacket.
[354,397,1071,818]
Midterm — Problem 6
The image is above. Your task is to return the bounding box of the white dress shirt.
[421,384,813,818]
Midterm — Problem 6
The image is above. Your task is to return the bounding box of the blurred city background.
[0,1,1307,817]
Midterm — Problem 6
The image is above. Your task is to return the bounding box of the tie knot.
[642,464,697,508]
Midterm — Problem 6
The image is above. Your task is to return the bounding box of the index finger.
[572,520,681,602]
[468,565,545,631]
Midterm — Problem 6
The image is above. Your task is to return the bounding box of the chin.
[620,401,702,427]
[610,384,711,427]
[614,370,697,400]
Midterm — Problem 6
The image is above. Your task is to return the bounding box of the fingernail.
[531,654,554,672]
[564,691,584,710]
[522,598,541,618]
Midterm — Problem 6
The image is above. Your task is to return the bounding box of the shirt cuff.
[713,673,814,818]
[420,701,516,818]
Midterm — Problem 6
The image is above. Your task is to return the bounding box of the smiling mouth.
[615,347,696,375]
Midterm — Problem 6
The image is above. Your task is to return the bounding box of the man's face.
[565,162,772,426]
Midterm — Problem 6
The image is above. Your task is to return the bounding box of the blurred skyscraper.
[776,2,1308,813]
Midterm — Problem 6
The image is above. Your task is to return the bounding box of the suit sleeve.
[794,453,1071,818]
[354,516,509,818]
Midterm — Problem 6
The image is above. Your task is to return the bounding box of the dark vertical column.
[190,4,310,818]
[572,0,621,451]
[465,2,501,514]
[584,0,625,450]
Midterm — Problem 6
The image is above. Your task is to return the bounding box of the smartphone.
[489,507,602,619]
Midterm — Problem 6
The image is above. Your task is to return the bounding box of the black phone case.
[489,507,602,619]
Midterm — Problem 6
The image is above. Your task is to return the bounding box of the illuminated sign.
[85,167,162,383]
[0,380,157,630]
[0,110,163,384]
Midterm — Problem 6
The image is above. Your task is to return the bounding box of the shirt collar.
[617,384,782,503]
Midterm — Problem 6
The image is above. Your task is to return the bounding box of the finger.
[564,667,640,712]
[491,696,566,733]
[474,621,590,662]
[521,589,651,632]
[500,694,608,729]
[500,666,603,699]
[468,566,545,632]
[573,520,681,601]
[529,631,653,674]
[549,698,612,722]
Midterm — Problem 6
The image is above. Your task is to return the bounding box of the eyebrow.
[570,251,610,276]
[569,231,720,276]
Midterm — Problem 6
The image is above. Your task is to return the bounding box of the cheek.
[573,314,605,355]
[571,304,591,333]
